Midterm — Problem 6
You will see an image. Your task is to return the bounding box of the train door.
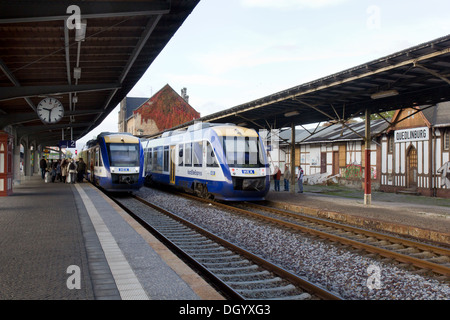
[170,145,176,184]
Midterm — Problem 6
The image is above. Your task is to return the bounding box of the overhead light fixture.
[371,90,399,100]
[284,111,300,117]
[75,19,87,42]
[73,67,81,80]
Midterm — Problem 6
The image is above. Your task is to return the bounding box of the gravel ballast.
[135,187,450,300]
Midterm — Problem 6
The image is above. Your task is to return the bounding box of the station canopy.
[185,34,450,131]
[0,0,200,147]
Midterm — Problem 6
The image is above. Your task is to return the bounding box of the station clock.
[37,97,64,124]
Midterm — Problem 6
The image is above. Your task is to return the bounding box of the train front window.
[222,136,265,168]
[107,143,139,167]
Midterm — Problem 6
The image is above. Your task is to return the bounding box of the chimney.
[181,87,189,103]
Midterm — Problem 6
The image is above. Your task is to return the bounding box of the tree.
[360,110,396,121]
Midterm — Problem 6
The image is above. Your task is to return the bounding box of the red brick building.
[118,84,200,136]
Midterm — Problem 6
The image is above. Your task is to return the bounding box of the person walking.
[283,165,291,191]
[273,166,281,191]
[297,166,304,193]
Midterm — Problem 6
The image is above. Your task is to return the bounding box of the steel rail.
[244,202,450,256]
[179,192,450,277]
[132,195,342,300]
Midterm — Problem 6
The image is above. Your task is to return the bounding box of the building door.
[407,146,418,189]
[332,151,339,176]
[320,152,327,174]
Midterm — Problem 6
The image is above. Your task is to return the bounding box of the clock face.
[37,98,64,124]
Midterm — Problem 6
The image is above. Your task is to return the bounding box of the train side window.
[95,148,99,167]
[206,141,218,167]
[164,146,169,172]
[152,148,157,171]
[185,143,192,167]
[193,141,203,167]
[146,148,152,172]
[156,146,163,171]
[178,144,184,166]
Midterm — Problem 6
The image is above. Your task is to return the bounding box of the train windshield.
[222,136,265,168]
[107,143,140,167]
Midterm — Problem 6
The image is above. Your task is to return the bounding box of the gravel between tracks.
[135,187,449,300]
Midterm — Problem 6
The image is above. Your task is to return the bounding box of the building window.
[444,129,450,151]
[388,135,394,153]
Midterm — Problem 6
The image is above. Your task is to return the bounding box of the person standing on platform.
[61,159,68,183]
[297,166,304,193]
[68,159,77,184]
[39,158,47,179]
[273,166,281,191]
[283,165,291,191]
[77,158,86,183]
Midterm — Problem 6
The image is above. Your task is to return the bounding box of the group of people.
[272,165,304,193]
[39,157,86,184]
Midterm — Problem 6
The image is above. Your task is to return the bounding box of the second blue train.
[141,123,270,201]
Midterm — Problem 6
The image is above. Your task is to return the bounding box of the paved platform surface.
[0,175,223,300]
[266,183,450,245]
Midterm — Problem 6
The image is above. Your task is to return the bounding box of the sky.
[72,0,450,151]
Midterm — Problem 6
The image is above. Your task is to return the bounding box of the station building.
[379,102,450,198]
[269,102,450,198]
[269,120,387,189]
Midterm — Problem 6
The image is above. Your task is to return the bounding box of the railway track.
[178,192,450,279]
[111,194,342,300]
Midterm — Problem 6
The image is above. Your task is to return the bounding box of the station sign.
[394,127,429,143]
[59,140,76,148]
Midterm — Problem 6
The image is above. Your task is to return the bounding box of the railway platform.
[0,175,223,300]
[266,184,450,245]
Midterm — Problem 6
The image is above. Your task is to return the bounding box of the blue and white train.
[79,132,145,192]
[142,123,270,201]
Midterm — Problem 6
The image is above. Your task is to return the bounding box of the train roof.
[86,132,140,148]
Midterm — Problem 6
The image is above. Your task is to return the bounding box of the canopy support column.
[290,122,296,194]
[364,108,372,205]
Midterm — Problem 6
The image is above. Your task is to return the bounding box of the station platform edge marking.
[74,184,149,300]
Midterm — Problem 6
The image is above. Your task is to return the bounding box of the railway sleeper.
[226,277,287,288]
[214,270,272,280]
[186,249,235,257]
[409,251,436,259]
[266,293,313,300]
[201,260,252,268]
[396,247,421,254]
[426,256,450,264]
[171,238,214,245]
[161,231,199,238]
[177,243,221,250]
[183,246,229,254]
[195,254,242,262]
[237,284,300,298]
[207,264,259,274]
